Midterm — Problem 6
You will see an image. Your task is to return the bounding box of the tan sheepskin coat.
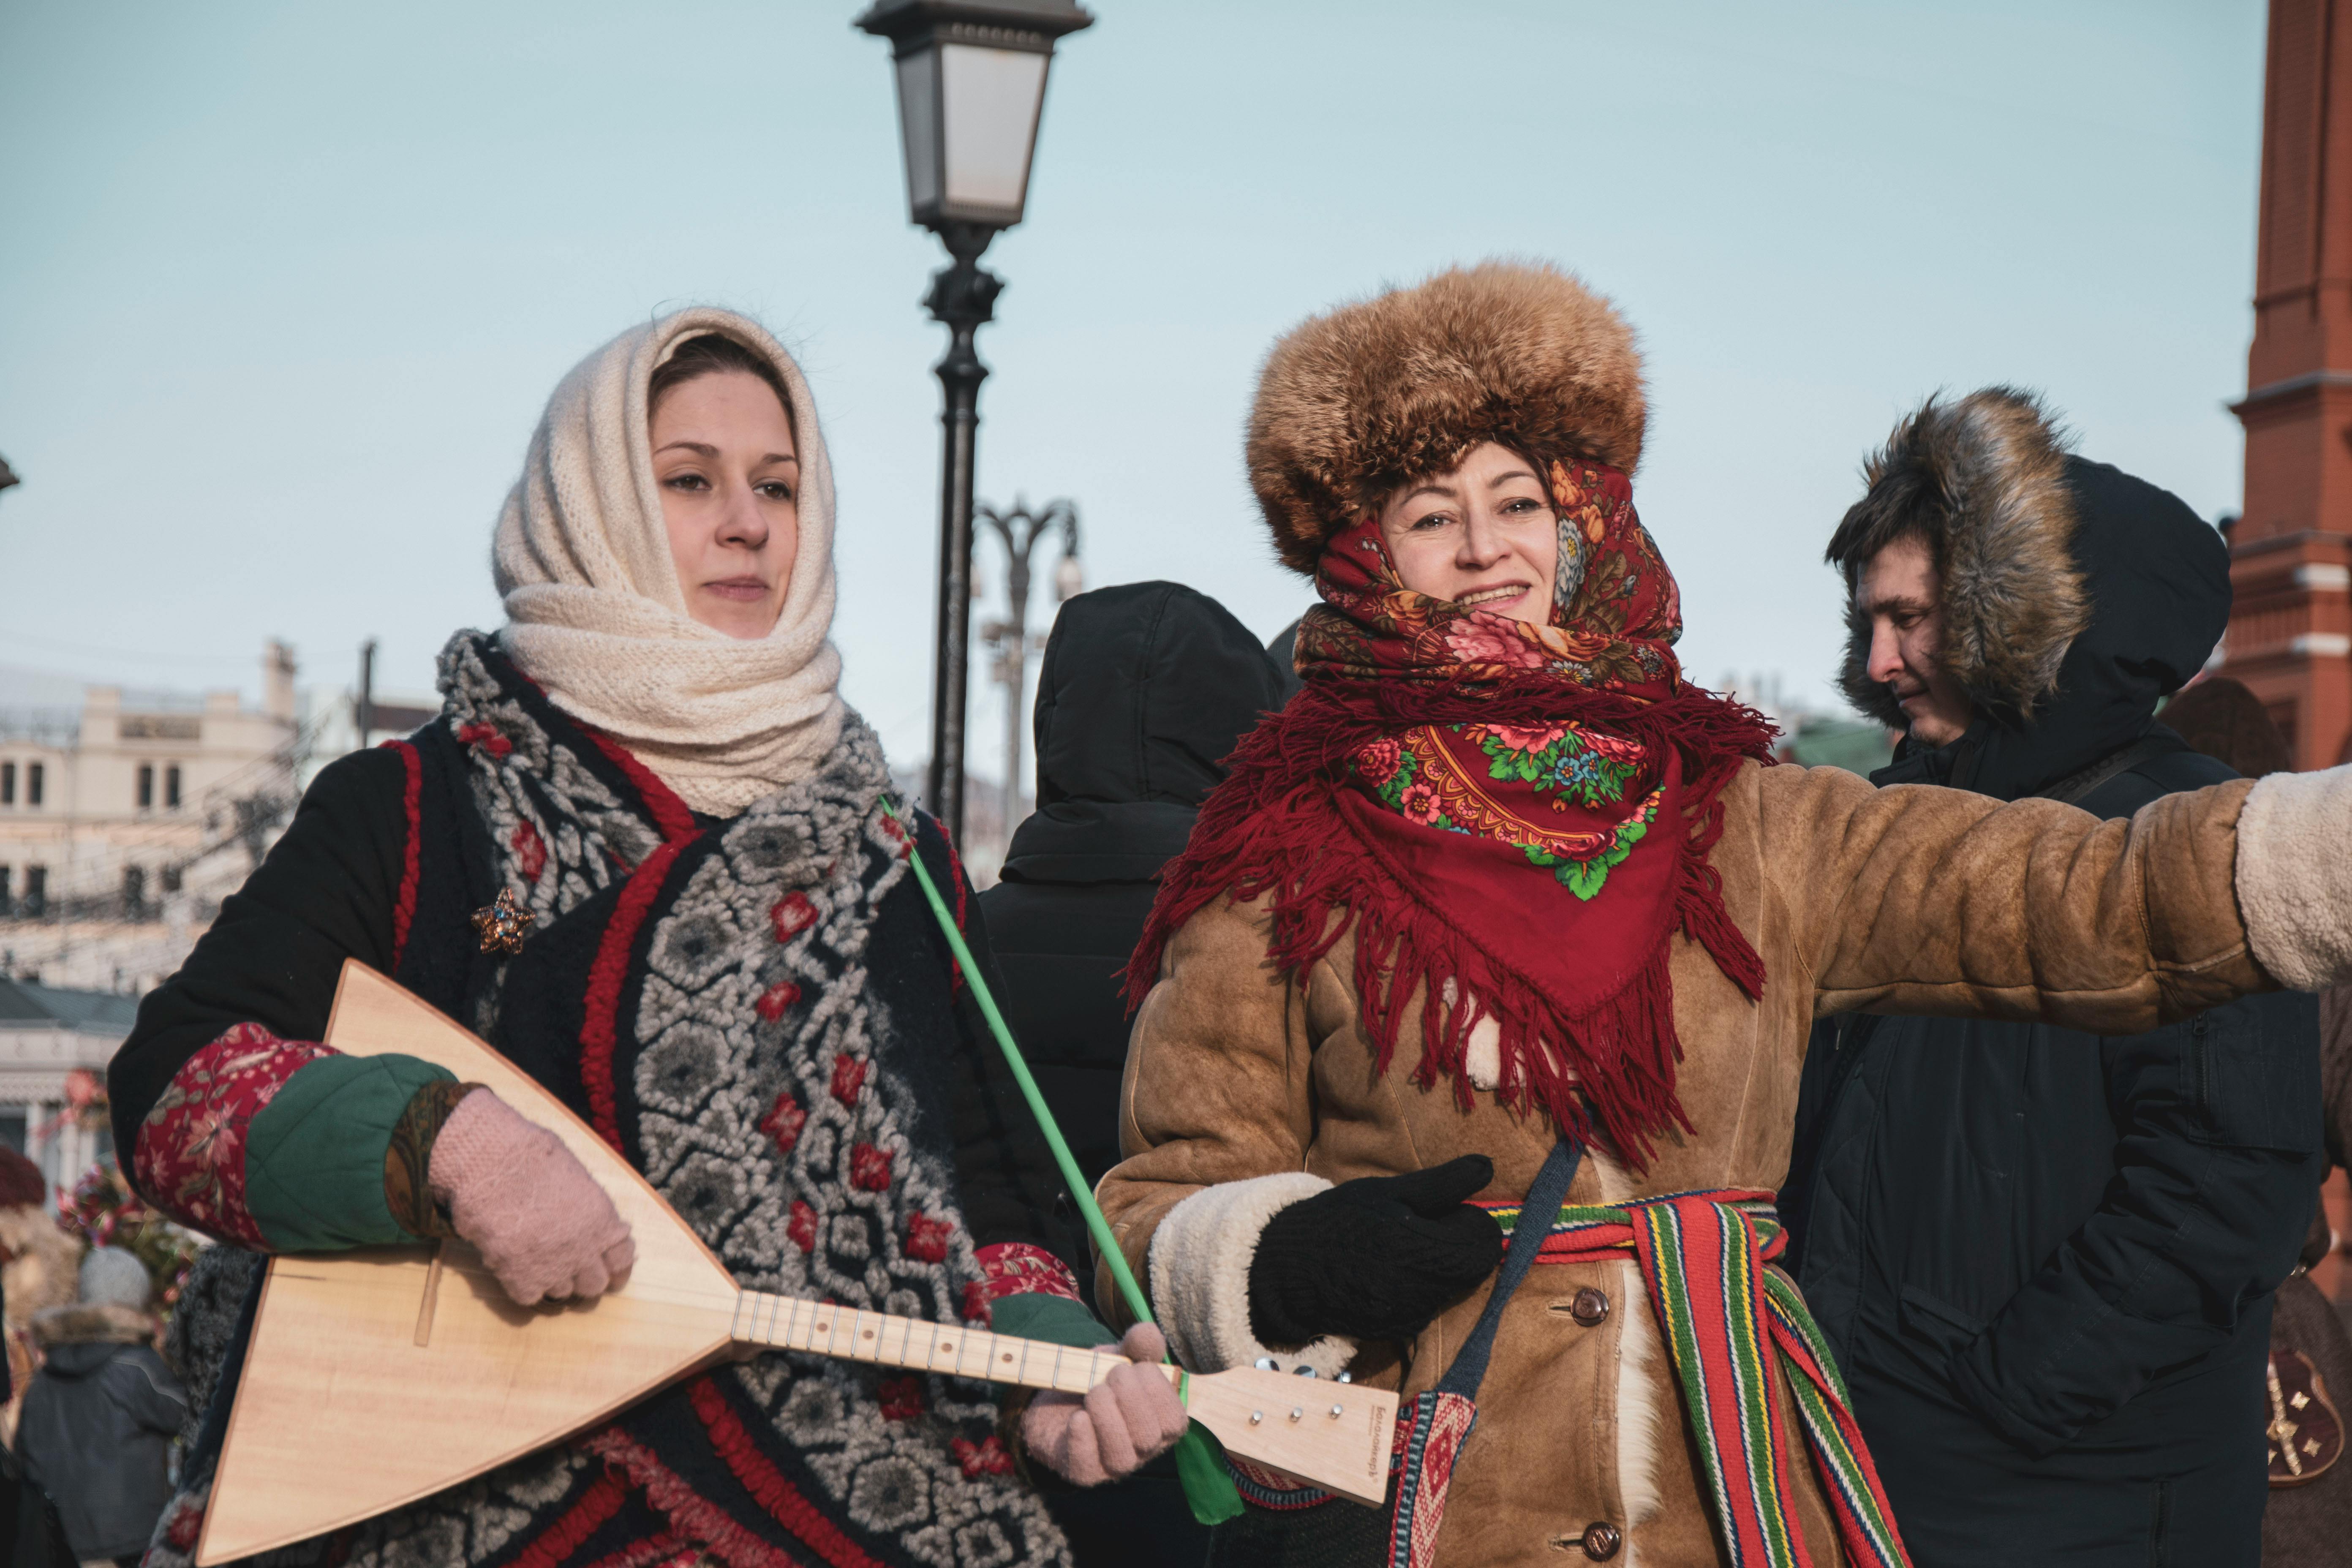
[1100,761,2275,1568]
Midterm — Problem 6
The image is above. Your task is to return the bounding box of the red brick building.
[2227,0,2352,769]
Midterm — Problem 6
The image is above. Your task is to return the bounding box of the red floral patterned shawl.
[1127,459,1776,1165]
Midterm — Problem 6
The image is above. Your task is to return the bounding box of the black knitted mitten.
[1247,1155,1503,1348]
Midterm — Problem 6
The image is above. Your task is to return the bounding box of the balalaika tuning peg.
[1254,1357,1278,1370]
[1293,1365,1318,1378]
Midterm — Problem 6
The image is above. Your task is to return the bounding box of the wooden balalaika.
[197,964,1397,1564]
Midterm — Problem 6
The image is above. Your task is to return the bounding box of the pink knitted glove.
[429,1089,635,1306]
[1020,1323,1190,1486]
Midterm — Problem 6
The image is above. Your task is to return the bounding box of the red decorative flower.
[1488,723,1566,753]
[905,1212,950,1263]
[786,1199,818,1252]
[953,1436,1015,1478]
[1356,737,1403,784]
[961,1279,997,1323]
[754,981,802,1023]
[455,722,514,760]
[878,1375,925,1421]
[1400,783,1442,825]
[510,821,548,883]
[758,1094,805,1155]
[769,892,818,944]
[849,1143,893,1192]
[1441,619,1548,670]
[829,1053,867,1108]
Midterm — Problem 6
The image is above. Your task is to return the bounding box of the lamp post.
[856,0,1093,843]
[976,498,1080,840]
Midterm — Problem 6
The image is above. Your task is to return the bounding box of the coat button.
[1569,1287,1609,1326]
[1580,1522,1622,1560]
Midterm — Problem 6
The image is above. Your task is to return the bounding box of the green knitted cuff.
[245,1054,457,1250]
[991,1292,1112,1352]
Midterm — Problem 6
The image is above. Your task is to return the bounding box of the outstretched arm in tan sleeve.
[1759,760,2352,1030]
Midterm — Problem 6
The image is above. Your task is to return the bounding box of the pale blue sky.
[0,0,2268,771]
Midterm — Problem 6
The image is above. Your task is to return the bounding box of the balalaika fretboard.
[730,1291,1141,1397]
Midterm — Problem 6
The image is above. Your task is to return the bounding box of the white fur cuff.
[2236,767,2352,990]
[1146,1172,1358,1377]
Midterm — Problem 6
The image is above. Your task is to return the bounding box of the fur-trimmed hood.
[30,1300,154,1353]
[1829,388,2088,728]
[1247,261,1647,573]
[1829,387,2230,799]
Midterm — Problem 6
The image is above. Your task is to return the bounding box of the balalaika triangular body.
[198,963,1397,1563]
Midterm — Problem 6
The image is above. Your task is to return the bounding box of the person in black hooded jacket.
[1784,388,2325,1566]
[978,580,1283,1568]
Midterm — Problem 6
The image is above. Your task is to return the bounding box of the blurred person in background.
[1787,391,2324,1565]
[109,309,1182,1568]
[979,579,1283,1568]
[15,1246,185,1568]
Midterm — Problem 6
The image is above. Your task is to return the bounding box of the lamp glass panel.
[895,47,942,214]
[939,43,1048,218]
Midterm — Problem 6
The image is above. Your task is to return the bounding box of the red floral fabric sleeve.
[962,1241,1084,1323]
[133,1023,336,1247]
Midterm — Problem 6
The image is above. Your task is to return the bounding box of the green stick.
[881,800,1242,1524]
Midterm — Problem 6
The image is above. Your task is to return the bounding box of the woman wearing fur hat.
[1100,261,2352,1567]
[106,309,1185,1568]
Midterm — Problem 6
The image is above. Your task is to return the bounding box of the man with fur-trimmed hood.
[1787,388,2324,1564]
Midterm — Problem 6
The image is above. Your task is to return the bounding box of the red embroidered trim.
[686,1376,890,1568]
[951,1436,1015,1478]
[509,1470,628,1568]
[380,740,422,969]
[758,1094,806,1155]
[962,1241,1083,1324]
[580,728,699,847]
[828,1054,866,1108]
[456,722,514,760]
[579,1425,800,1568]
[877,1375,925,1420]
[935,819,969,993]
[134,1024,338,1247]
[581,837,691,1148]
[848,1143,893,1191]
[513,820,549,883]
[576,1533,694,1568]
[754,982,801,1023]
[904,1212,950,1263]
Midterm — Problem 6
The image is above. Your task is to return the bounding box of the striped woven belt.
[1476,1189,1911,1568]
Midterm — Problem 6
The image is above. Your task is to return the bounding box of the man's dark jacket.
[1786,424,2324,1563]
[977,581,1280,1568]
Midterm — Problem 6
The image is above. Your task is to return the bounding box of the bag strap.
[1435,1136,1584,1399]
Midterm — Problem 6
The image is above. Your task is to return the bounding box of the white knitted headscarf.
[493,308,847,817]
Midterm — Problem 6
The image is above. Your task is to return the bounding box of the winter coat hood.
[1829,388,2230,800]
[1247,261,1646,572]
[31,1302,154,1370]
[999,582,1283,885]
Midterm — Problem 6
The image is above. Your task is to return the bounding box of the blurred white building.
[0,642,305,995]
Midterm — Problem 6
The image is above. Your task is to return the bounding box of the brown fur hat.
[1246,261,1647,574]
[1824,387,2088,728]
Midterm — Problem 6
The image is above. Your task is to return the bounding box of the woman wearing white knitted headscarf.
[109,308,1184,1568]
[493,307,846,815]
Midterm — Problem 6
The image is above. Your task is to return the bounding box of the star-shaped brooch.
[470,888,535,955]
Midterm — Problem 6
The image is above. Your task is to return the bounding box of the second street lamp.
[856,0,1093,843]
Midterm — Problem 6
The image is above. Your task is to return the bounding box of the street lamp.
[976,498,1080,842]
[856,0,1093,843]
